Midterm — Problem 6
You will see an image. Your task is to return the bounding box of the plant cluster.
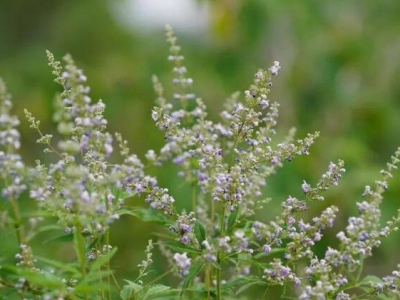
[1,26,400,300]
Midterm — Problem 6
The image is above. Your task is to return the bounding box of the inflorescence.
[0,25,399,300]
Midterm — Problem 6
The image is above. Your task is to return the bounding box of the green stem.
[105,229,111,299]
[9,195,25,246]
[4,174,26,246]
[216,206,226,300]
[211,198,215,223]
[104,194,112,299]
[228,120,245,172]
[220,207,226,237]
[74,221,88,300]
[216,263,221,300]
[205,265,211,300]
[191,181,197,213]
[144,269,173,288]
[261,286,270,300]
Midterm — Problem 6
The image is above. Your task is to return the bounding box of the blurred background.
[1,0,400,297]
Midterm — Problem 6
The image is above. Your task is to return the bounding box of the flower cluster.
[173,252,192,276]
[0,79,26,202]
[1,26,400,300]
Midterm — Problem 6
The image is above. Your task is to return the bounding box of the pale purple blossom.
[173,253,191,276]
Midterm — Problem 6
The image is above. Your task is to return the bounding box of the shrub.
[1,25,400,300]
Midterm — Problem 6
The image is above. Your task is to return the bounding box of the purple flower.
[301,181,311,194]
[181,235,190,244]
[181,224,192,233]
[173,155,186,165]
[270,61,280,75]
[263,244,271,254]
[173,253,191,276]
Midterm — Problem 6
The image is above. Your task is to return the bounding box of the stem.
[205,265,211,300]
[74,221,88,300]
[9,194,26,246]
[211,198,215,223]
[111,272,121,290]
[4,174,26,246]
[220,206,226,237]
[104,193,112,299]
[35,126,65,159]
[216,206,226,300]
[144,269,173,287]
[105,229,111,300]
[216,262,221,300]
[228,120,245,172]
[191,181,197,213]
[261,286,270,300]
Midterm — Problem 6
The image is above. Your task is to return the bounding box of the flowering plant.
[0,25,400,300]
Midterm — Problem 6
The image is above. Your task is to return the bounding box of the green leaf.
[194,221,206,245]
[235,281,260,295]
[377,295,395,300]
[140,284,173,300]
[17,269,65,289]
[74,225,87,276]
[357,275,384,293]
[360,275,384,285]
[161,241,201,254]
[227,209,239,233]
[0,265,18,276]
[32,224,63,233]
[120,280,142,300]
[74,270,115,293]
[36,256,80,276]
[89,247,118,272]
[181,260,205,298]
[111,187,133,201]
[117,207,172,225]
[120,285,134,300]
[43,233,74,244]
[223,275,263,290]
[211,261,221,270]
[84,270,115,283]
[253,247,286,259]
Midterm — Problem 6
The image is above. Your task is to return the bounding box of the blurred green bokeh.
[1,0,400,296]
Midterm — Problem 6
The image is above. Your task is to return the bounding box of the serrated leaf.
[120,285,134,300]
[181,260,205,297]
[194,221,206,245]
[161,241,201,254]
[140,284,172,299]
[120,281,142,300]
